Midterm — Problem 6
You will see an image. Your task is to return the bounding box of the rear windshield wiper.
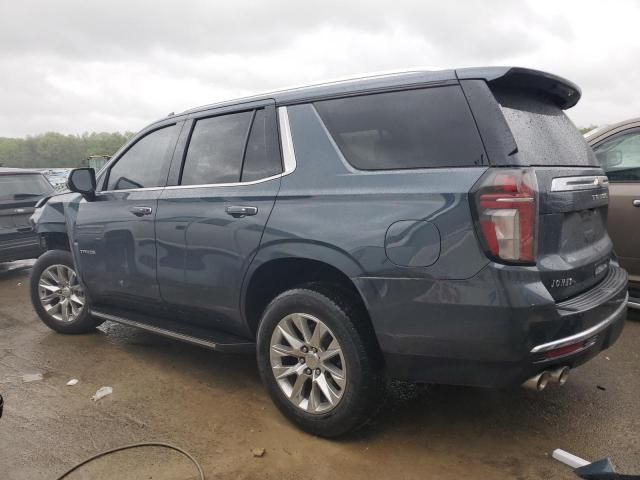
[12,193,43,199]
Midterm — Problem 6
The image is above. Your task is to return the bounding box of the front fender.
[31,192,81,235]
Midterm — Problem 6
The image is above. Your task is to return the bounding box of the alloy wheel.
[270,313,347,414]
[38,264,85,323]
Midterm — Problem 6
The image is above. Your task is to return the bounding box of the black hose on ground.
[54,441,205,480]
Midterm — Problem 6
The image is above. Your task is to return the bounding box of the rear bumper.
[0,232,42,263]
[530,293,627,358]
[355,264,628,387]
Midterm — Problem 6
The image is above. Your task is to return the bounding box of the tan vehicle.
[587,119,640,309]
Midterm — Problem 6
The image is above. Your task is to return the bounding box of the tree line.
[0,131,135,168]
[0,125,599,169]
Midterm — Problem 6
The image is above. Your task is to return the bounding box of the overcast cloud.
[1,0,638,136]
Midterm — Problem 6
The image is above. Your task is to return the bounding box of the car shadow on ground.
[87,317,616,446]
[0,260,34,279]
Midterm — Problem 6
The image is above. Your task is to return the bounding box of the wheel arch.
[242,244,377,346]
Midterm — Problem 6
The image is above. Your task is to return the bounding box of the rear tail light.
[471,168,538,265]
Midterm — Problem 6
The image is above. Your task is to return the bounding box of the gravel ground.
[1,260,638,479]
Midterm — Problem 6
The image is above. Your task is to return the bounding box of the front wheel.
[256,285,384,437]
[30,249,102,334]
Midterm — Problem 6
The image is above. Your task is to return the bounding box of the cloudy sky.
[1,0,639,137]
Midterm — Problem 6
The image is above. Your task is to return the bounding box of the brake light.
[471,168,538,264]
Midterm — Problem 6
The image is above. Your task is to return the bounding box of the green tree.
[0,131,135,168]
[579,125,598,135]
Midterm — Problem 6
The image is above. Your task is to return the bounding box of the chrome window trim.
[278,106,297,174]
[96,107,298,193]
[550,175,609,192]
[97,186,165,194]
[163,173,284,190]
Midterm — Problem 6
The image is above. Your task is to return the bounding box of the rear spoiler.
[456,67,581,109]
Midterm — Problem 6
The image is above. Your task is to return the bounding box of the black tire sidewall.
[256,287,382,437]
[30,249,98,334]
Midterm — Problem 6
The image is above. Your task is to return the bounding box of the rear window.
[494,88,596,166]
[0,174,53,201]
[314,86,485,170]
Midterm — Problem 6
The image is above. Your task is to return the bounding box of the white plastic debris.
[552,449,590,469]
[66,379,79,386]
[23,373,43,382]
[92,386,113,401]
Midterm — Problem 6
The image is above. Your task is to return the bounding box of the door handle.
[129,206,153,217]
[633,199,640,207]
[226,205,258,218]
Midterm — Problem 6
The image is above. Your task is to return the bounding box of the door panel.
[156,180,279,333]
[74,190,162,305]
[608,182,640,281]
[592,128,640,284]
[156,102,281,336]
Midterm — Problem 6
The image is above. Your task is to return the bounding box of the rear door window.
[181,111,253,185]
[493,88,596,166]
[593,130,640,182]
[314,86,484,170]
[107,125,178,190]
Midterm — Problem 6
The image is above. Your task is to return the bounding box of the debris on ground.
[553,449,590,468]
[596,385,607,391]
[22,373,43,383]
[552,448,638,479]
[252,448,266,458]
[92,386,113,401]
[66,379,79,386]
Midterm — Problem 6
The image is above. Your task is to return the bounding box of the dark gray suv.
[30,67,628,437]
[1,168,53,263]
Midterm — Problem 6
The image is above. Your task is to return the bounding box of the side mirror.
[67,168,96,200]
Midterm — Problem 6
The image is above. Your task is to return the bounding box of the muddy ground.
[1,260,638,479]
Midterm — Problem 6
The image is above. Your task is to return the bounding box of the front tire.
[257,285,384,437]
[30,249,101,334]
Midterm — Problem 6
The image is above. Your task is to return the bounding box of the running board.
[91,308,255,353]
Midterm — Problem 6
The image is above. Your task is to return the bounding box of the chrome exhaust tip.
[523,371,552,391]
[549,367,570,386]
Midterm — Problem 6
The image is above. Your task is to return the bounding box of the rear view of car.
[443,69,629,388]
[0,168,53,263]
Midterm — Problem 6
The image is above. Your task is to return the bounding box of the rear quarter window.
[494,88,596,167]
[314,86,485,170]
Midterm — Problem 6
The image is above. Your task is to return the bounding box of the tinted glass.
[181,111,252,185]
[494,88,596,166]
[107,125,177,190]
[314,86,484,170]
[0,174,53,201]
[241,109,281,182]
[593,130,640,182]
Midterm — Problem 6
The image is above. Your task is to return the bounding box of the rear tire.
[30,249,102,334]
[257,284,384,437]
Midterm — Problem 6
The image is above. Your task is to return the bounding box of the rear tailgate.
[535,168,611,300]
[0,200,37,233]
[0,173,53,236]
[467,73,614,301]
